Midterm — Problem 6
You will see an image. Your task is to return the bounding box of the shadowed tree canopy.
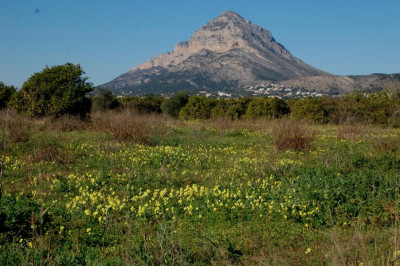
[161,91,189,118]
[92,87,120,111]
[13,63,93,118]
[0,82,16,109]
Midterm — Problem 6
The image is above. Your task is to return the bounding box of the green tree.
[13,63,93,118]
[210,98,252,119]
[161,91,189,118]
[124,95,164,114]
[290,97,328,123]
[0,82,16,109]
[210,99,228,118]
[92,87,120,111]
[245,97,290,118]
[179,96,217,120]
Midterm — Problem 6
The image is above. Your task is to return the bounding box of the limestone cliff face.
[102,11,329,95]
[131,11,307,71]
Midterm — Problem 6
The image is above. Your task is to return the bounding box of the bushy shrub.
[245,97,290,118]
[123,95,164,114]
[161,91,189,118]
[338,91,400,126]
[179,96,217,120]
[210,98,252,119]
[12,63,93,118]
[210,99,228,118]
[0,82,16,109]
[290,97,328,123]
[92,88,120,111]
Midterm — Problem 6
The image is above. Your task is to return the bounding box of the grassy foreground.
[1,111,400,265]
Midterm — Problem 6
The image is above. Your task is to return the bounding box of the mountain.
[280,73,400,95]
[101,11,329,95]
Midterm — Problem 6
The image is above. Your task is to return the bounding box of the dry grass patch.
[336,124,369,141]
[27,145,72,164]
[91,110,170,144]
[272,119,315,152]
[206,117,274,131]
[27,146,72,164]
[44,116,88,132]
[0,110,31,143]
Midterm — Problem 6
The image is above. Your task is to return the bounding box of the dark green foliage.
[92,88,120,111]
[338,91,400,126]
[0,82,16,109]
[287,91,400,126]
[179,96,217,120]
[290,97,328,123]
[210,99,228,118]
[123,95,164,114]
[245,97,290,118]
[161,91,189,118]
[0,195,40,240]
[211,98,252,119]
[12,63,93,118]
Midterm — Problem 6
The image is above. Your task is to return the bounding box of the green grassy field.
[1,112,400,265]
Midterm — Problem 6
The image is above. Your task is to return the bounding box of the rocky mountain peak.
[103,11,329,95]
[204,10,249,28]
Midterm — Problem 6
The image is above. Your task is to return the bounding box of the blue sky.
[1,0,399,88]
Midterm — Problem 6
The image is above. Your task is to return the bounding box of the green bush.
[179,96,217,120]
[0,82,16,109]
[210,99,228,118]
[211,98,252,119]
[12,63,93,118]
[123,95,164,114]
[245,97,290,119]
[92,88,120,111]
[290,97,328,123]
[338,91,400,125]
[161,91,189,118]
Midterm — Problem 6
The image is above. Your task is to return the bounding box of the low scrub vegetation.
[90,110,169,144]
[272,119,315,151]
[126,90,400,127]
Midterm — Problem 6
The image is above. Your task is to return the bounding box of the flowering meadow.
[1,115,400,264]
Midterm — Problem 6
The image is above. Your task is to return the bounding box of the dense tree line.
[1,62,399,126]
[158,91,400,126]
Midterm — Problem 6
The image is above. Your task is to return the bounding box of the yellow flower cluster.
[63,171,320,227]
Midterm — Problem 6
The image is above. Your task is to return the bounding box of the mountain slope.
[281,73,400,94]
[101,11,329,95]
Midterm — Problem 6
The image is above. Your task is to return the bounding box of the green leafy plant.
[245,97,290,118]
[0,82,16,109]
[12,63,93,118]
[290,97,328,123]
[161,91,189,118]
[179,96,217,120]
[92,88,120,111]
